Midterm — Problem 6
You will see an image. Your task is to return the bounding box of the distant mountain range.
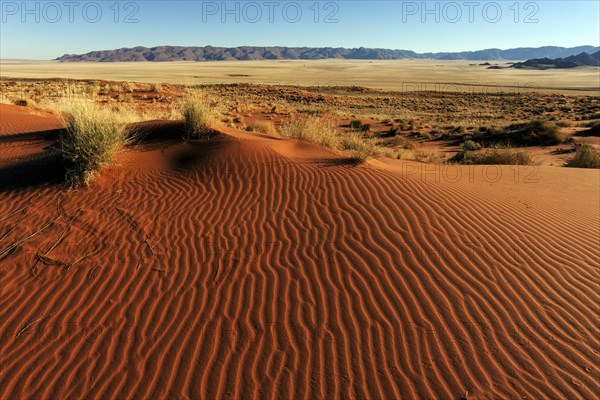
[55,45,600,62]
[511,51,600,69]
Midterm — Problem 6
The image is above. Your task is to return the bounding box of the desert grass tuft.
[342,133,379,164]
[280,117,339,148]
[59,99,132,186]
[566,145,600,169]
[248,120,278,135]
[461,139,481,151]
[454,148,539,165]
[180,93,218,140]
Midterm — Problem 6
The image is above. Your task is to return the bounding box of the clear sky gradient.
[1,0,599,59]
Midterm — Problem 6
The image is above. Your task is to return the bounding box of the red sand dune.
[0,104,599,399]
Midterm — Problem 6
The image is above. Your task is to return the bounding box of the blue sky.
[1,1,599,59]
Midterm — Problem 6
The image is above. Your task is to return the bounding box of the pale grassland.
[1,59,598,95]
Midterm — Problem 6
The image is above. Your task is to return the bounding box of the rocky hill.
[55,45,600,62]
[511,51,600,69]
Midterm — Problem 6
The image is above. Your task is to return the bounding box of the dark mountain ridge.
[511,51,600,69]
[56,45,600,62]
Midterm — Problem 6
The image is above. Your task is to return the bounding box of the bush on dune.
[566,145,600,169]
[248,120,277,135]
[181,93,218,140]
[342,132,379,164]
[452,148,539,165]
[280,117,339,149]
[59,99,132,186]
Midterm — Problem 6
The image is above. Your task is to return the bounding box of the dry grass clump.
[461,140,481,151]
[476,119,563,147]
[180,93,218,140]
[0,93,12,104]
[454,148,539,165]
[59,99,132,186]
[413,151,446,164]
[248,120,278,135]
[585,121,600,135]
[280,117,339,148]
[13,97,37,107]
[342,133,379,164]
[566,145,600,169]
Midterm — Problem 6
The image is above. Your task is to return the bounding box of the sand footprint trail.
[0,105,599,399]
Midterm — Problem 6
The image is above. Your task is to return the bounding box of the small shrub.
[555,120,573,128]
[389,135,416,149]
[349,119,371,132]
[461,140,481,151]
[342,133,378,164]
[474,120,563,147]
[566,145,600,168]
[586,121,600,135]
[507,120,562,145]
[280,117,339,148]
[248,120,277,135]
[413,151,446,164]
[181,94,218,140]
[455,148,538,165]
[116,93,133,103]
[393,148,414,160]
[349,120,362,130]
[149,83,161,92]
[59,99,131,186]
[13,98,36,107]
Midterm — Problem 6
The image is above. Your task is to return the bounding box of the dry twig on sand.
[0,216,61,261]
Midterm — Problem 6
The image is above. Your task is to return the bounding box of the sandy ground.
[2,59,599,95]
[0,104,599,399]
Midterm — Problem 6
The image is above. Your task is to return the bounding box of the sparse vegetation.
[566,145,600,169]
[453,148,539,165]
[248,120,278,135]
[475,119,564,147]
[181,93,218,140]
[349,120,371,132]
[13,97,36,107]
[379,135,416,149]
[280,117,339,148]
[342,133,379,164]
[413,151,446,164]
[461,140,481,151]
[59,99,132,186]
[586,121,600,135]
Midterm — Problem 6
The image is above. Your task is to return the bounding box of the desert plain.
[0,60,599,399]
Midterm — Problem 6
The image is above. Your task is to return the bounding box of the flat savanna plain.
[0,60,599,400]
[2,59,599,94]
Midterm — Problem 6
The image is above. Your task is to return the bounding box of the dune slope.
[0,105,599,399]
